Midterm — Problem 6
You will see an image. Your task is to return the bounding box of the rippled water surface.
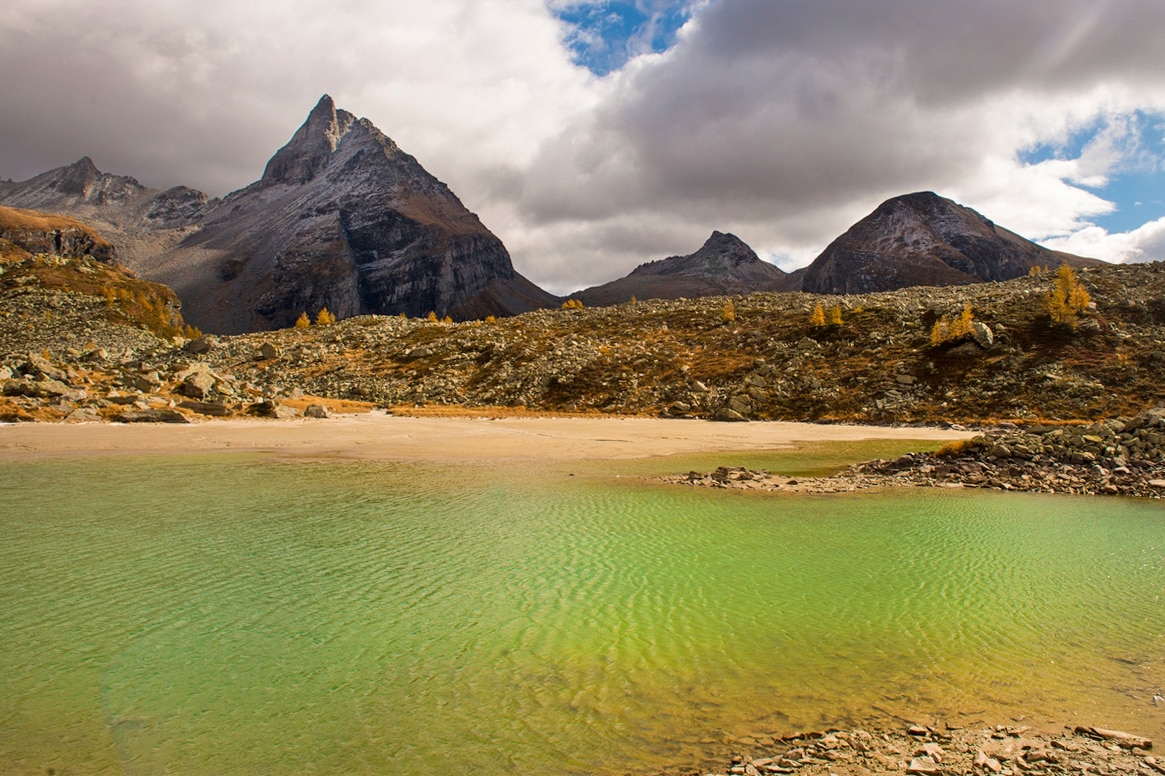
[2,448,1165,774]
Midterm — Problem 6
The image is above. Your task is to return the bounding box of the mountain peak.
[260,94,357,186]
[801,191,1102,294]
[700,230,751,254]
[577,230,790,306]
[56,156,105,195]
[70,156,99,172]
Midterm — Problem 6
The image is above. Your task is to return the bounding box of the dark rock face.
[801,191,1104,295]
[0,95,557,333]
[577,231,795,306]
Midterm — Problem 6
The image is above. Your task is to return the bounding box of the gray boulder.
[115,408,190,424]
[712,407,749,422]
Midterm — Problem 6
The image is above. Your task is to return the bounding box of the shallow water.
[2,447,1164,774]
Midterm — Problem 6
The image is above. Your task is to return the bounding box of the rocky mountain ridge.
[801,192,1103,294]
[0,96,558,333]
[576,231,797,306]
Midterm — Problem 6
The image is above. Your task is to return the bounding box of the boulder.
[727,394,753,416]
[971,321,994,348]
[303,403,330,419]
[64,407,102,423]
[24,353,67,381]
[35,378,72,397]
[183,335,217,355]
[181,371,216,399]
[907,756,941,775]
[2,378,37,397]
[712,407,749,422]
[246,400,280,417]
[177,400,233,417]
[115,408,190,424]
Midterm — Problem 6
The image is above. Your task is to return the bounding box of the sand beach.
[0,412,972,461]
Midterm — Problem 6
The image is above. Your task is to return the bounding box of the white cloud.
[1045,218,1165,264]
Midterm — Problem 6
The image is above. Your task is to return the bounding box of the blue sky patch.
[551,1,694,76]
[1020,111,1165,235]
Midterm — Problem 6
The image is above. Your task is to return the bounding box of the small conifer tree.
[1047,264,1091,327]
[951,304,974,338]
[828,305,843,326]
[315,307,336,325]
[442,315,453,323]
[485,315,497,324]
[721,300,736,323]
[294,312,311,329]
[929,304,976,346]
[811,302,826,327]
[427,311,439,322]
[929,317,949,347]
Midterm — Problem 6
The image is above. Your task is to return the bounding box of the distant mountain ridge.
[801,191,1103,294]
[576,231,796,305]
[0,95,557,333]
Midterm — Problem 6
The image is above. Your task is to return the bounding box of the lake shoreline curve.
[662,408,1165,499]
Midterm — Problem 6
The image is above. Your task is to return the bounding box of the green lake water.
[2,443,1164,774]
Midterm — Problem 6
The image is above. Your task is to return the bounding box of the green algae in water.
[1,452,1164,775]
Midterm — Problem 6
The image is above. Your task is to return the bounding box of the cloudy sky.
[2,0,1164,293]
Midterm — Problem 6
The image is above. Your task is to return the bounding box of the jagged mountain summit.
[0,95,557,333]
[576,231,795,306]
[800,191,1104,295]
[0,156,212,252]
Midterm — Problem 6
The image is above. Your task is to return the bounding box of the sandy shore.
[0,411,972,461]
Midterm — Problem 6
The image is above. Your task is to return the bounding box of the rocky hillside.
[0,208,188,371]
[0,96,558,333]
[4,251,1165,426]
[576,231,795,306]
[801,192,1104,294]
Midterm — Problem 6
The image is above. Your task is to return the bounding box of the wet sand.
[0,411,971,461]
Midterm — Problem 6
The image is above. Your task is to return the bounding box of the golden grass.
[933,438,984,457]
[280,396,378,414]
[384,404,630,419]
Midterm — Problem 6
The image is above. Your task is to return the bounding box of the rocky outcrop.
[801,192,1104,295]
[576,231,794,306]
[0,205,116,262]
[0,95,558,333]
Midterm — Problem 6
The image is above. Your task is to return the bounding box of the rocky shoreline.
[670,723,1155,776]
[663,409,1165,499]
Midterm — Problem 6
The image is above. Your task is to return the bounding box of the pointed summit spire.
[56,155,103,195]
[261,94,355,186]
